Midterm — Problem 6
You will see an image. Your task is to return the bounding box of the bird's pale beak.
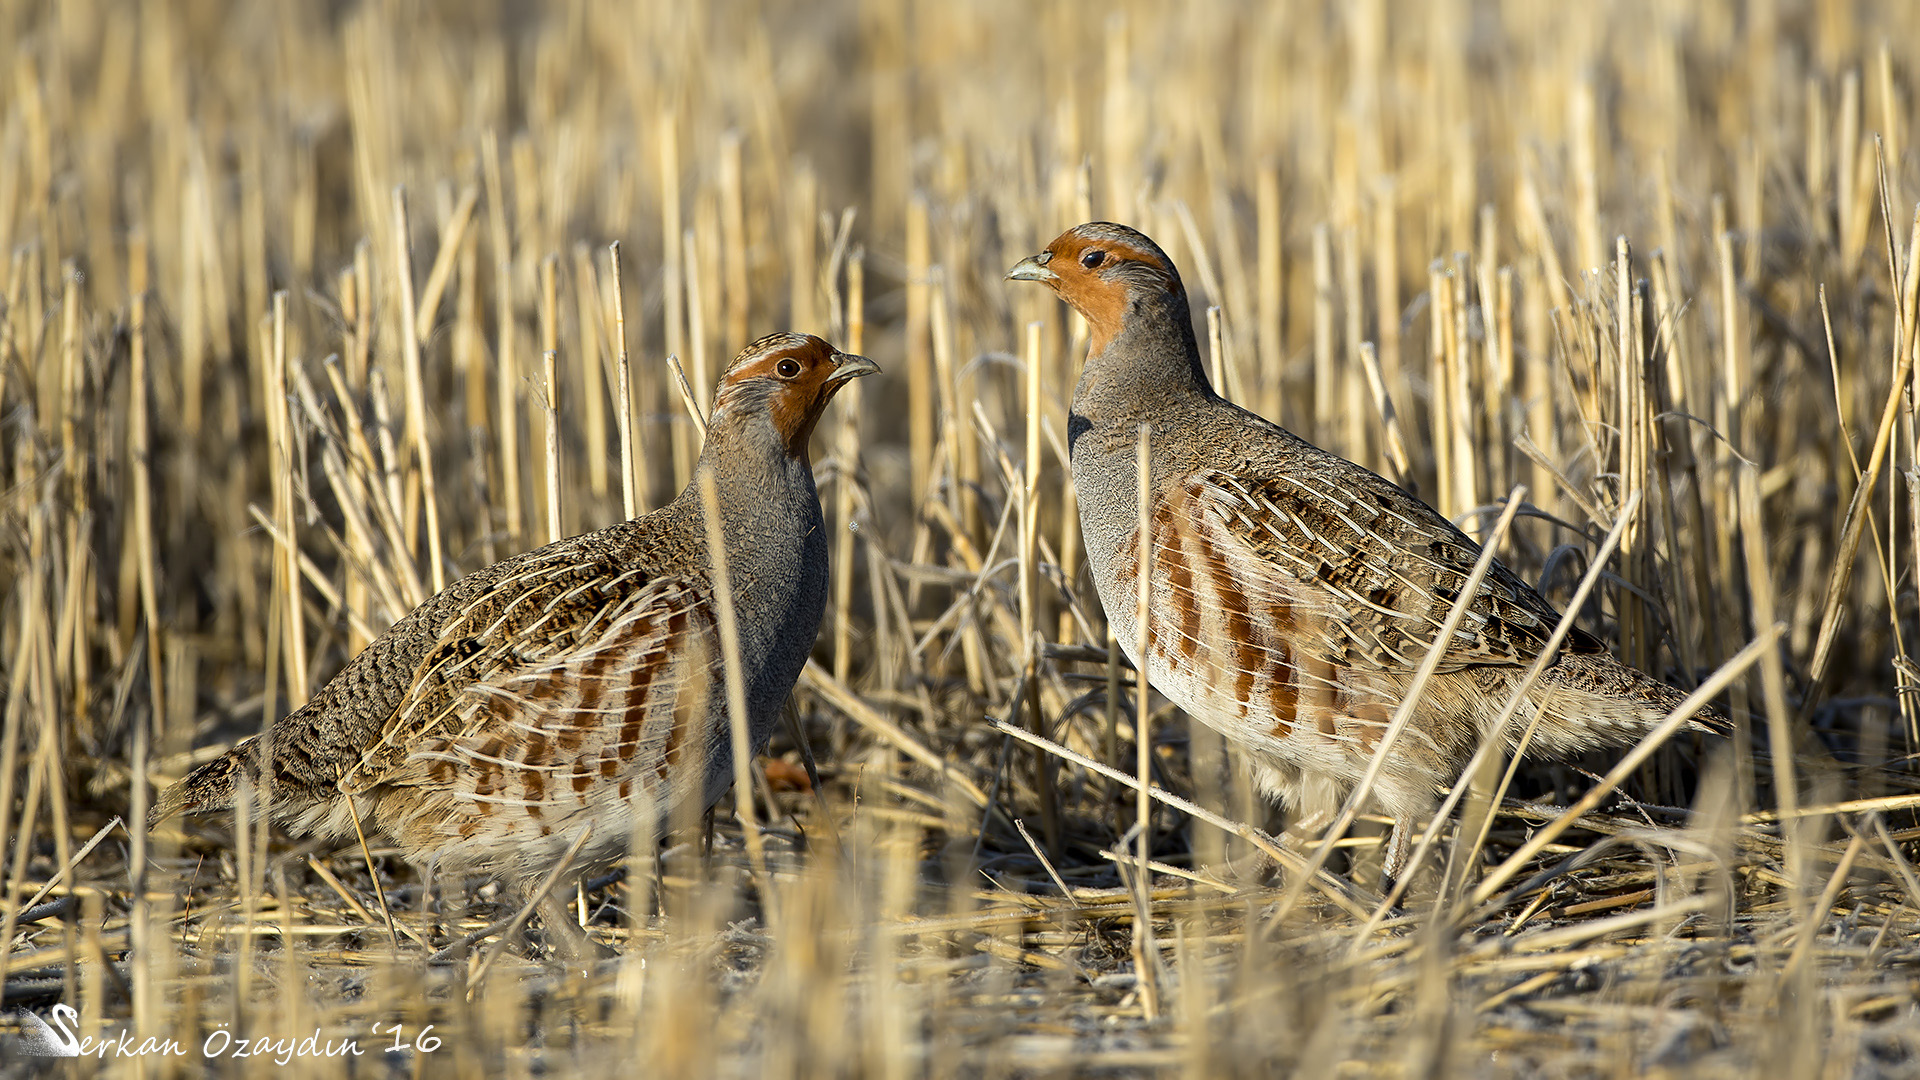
[827,353,881,383]
[1006,252,1057,283]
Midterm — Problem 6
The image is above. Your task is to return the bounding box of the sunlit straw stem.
[610,241,637,519]
[832,249,865,683]
[543,349,561,544]
[412,184,477,343]
[482,130,522,540]
[573,245,608,499]
[393,187,446,593]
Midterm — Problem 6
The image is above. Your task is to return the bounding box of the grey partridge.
[1008,222,1725,879]
[152,332,876,949]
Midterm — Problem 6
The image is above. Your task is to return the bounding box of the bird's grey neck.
[681,408,827,668]
[1069,291,1214,439]
[686,412,819,524]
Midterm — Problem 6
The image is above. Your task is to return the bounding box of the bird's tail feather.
[148,738,262,827]
[1521,658,1732,760]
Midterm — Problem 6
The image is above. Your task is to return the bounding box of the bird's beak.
[826,353,881,383]
[1005,251,1057,283]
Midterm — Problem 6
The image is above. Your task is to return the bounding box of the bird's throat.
[1070,293,1214,432]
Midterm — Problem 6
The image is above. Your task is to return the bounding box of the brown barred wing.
[1188,469,1562,676]
[339,550,722,830]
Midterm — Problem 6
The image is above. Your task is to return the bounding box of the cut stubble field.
[4,1,1920,1075]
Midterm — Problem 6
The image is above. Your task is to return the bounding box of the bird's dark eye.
[776,358,801,378]
[1080,249,1106,270]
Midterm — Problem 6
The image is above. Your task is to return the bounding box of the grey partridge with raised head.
[1008,222,1725,879]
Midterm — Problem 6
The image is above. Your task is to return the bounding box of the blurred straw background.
[4,0,1920,1074]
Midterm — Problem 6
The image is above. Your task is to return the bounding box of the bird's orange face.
[714,333,879,459]
[1007,223,1184,355]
